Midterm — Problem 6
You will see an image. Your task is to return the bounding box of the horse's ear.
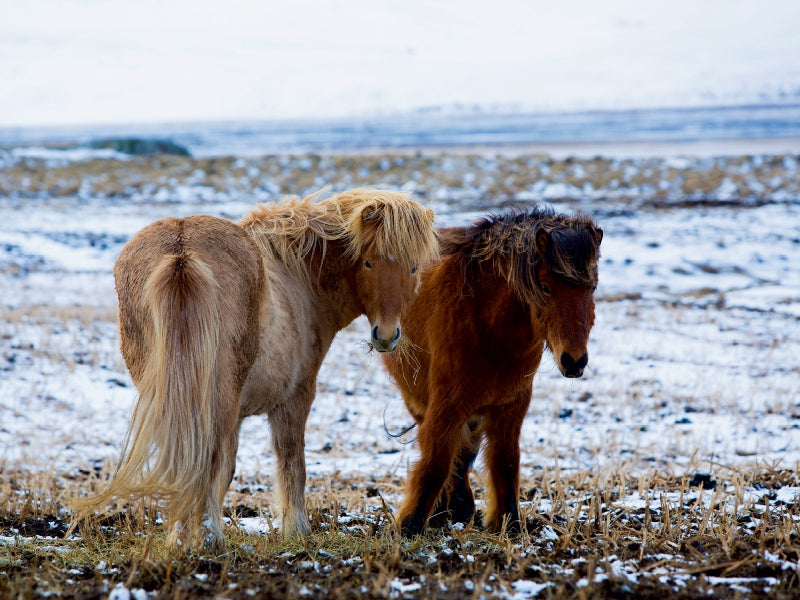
[425,207,435,225]
[593,226,603,246]
[534,229,549,256]
[361,206,377,222]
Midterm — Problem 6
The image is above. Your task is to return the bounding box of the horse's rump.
[73,216,264,545]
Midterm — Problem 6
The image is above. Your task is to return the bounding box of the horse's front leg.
[483,393,530,534]
[268,391,313,537]
[429,418,481,527]
[447,418,482,524]
[398,406,464,537]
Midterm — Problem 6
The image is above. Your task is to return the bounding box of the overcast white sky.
[2,0,799,127]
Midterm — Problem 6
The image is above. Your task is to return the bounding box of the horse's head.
[346,192,437,352]
[533,224,602,378]
[356,255,423,352]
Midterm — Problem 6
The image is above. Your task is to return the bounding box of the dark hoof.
[428,503,478,529]
[450,505,478,524]
[505,519,523,536]
[427,509,449,529]
[400,516,425,538]
[486,513,522,536]
[472,509,484,528]
[450,503,476,525]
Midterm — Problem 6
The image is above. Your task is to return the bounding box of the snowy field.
[1,147,798,484]
[0,144,799,597]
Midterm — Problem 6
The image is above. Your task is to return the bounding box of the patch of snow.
[9,146,128,163]
[508,580,552,598]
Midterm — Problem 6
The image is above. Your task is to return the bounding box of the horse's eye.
[364,260,372,270]
[541,283,552,295]
[411,265,418,275]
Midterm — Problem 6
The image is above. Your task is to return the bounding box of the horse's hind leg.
[483,396,529,534]
[268,392,313,537]
[200,422,241,554]
[214,422,242,509]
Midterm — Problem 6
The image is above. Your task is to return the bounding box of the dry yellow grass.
[2,462,798,599]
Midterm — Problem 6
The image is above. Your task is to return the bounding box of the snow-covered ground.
[1,146,798,599]
[1,151,798,487]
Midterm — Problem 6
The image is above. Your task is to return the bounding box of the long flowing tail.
[72,251,223,535]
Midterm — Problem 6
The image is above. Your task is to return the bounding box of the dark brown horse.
[382,207,602,537]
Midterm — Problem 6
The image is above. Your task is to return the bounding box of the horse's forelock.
[444,208,600,306]
[340,190,438,268]
[544,225,600,288]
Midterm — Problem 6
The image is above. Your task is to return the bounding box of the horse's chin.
[372,341,398,353]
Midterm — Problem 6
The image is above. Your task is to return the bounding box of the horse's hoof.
[427,509,450,529]
[449,502,477,525]
[203,535,227,556]
[471,509,484,529]
[505,520,523,537]
[486,513,522,536]
[399,517,425,538]
[282,516,312,538]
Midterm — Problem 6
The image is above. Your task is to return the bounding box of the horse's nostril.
[560,351,588,377]
[371,324,400,352]
[373,324,401,343]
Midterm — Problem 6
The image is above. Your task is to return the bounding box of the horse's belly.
[238,280,316,418]
[239,328,305,417]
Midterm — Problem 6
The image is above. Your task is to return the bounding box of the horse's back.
[115,215,265,385]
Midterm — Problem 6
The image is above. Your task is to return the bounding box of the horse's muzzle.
[560,351,588,378]
[372,325,402,352]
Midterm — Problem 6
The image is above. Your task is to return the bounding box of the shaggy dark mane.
[439,207,602,307]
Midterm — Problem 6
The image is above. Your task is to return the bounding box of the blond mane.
[240,188,438,278]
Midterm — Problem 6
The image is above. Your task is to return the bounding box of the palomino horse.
[73,189,438,553]
[382,208,602,537]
